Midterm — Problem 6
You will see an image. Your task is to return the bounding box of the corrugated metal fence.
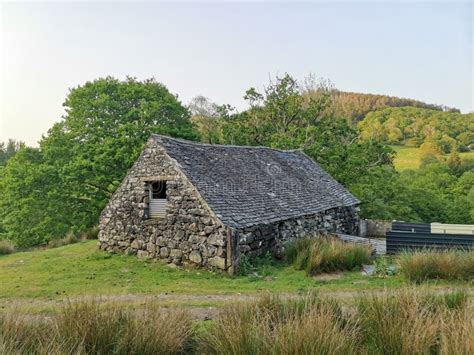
[386,222,474,254]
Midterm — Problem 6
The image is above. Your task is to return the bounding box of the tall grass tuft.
[199,292,361,355]
[1,291,471,354]
[286,236,372,275]
[356,288,471,355]
[0,239,15,255]
[0,300,193,354]
[0,311,62,354]
[397,249,474,282]
[438,308,474,355]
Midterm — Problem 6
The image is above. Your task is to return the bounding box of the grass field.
[391,145,474,170]
[0,241,471,309]
[0,241,402,300]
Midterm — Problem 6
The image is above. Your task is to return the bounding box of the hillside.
[319,90,459,123]
[392,146,474,171]
[358,106,474,152]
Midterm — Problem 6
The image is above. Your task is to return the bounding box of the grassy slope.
[1,241,470,302]
[391,146,474,171]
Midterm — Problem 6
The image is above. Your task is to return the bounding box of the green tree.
[0,139,23,166]
[0,77,198,247]
[189,96,222,144]
[219,74,393,187]
[447,145,462,175]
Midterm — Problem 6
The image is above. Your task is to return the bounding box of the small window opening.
[148,180,167,219]
[151,181,167,199]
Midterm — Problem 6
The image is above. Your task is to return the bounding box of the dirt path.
[2,288,473,320]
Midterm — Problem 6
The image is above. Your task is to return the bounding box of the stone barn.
[98,135,360,273]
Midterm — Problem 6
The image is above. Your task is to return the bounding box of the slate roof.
[154,135,359,229]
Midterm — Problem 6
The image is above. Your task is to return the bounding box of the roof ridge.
[152,134,303,153]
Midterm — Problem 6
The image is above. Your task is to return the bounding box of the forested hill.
[358,107,474,152]
[327,90,459,123]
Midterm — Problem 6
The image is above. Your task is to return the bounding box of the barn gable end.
[98,137,230,269]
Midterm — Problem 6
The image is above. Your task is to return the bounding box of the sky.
[1,1,472,146]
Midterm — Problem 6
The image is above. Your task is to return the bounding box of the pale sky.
[1,1,473,146]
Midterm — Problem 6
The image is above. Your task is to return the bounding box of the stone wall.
[98,137,359,271]
[359,219,391,238]
[235,206,359,259]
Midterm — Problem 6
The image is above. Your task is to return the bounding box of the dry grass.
[0,239,15,255]
[397,249,474,282]
[200,289,472,355]
[1,290,471,354]
[356,288,473,355]
[199,293,360,354]
[0,299,193,355]
[286,236,373,275]
[438,309,474,355]
[48,233,79,249]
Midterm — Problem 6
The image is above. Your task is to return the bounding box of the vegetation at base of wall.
[236,251,276,278]
[0,300,193,355]
[47,227,99,249]
[373,256,397,278]
[397,249,474,282]
[0,240,15,255]
[285,236,373,275]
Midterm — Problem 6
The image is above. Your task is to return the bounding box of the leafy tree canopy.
[358,106,474,152]
[0,139,23,166]
[0,77,197,247]
[216,74,393,187]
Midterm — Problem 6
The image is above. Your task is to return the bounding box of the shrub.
[373,256,397,277]
[397,249,474,282]
[286,236,372,275]
[237,251,274,277]
[0,239,15,255]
